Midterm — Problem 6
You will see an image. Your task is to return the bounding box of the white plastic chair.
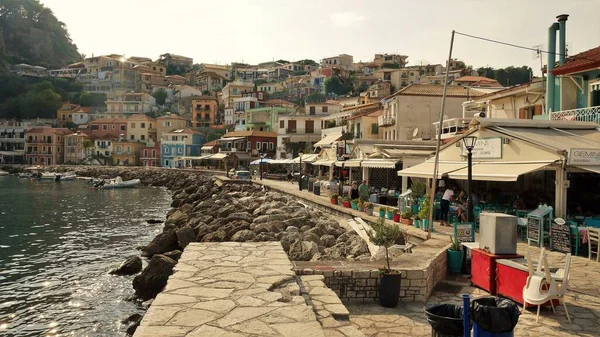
[588,228,600,262]
[523,251,571,323]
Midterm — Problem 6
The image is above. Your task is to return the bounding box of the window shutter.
[518,108,526,119]
[371,123,379,134]
[534,105,542,115]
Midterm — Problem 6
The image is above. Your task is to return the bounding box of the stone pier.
[134,242,329,337]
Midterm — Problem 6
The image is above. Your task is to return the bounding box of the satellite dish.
[412,128,420,138]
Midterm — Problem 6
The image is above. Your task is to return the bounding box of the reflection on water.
[0,177,171,336]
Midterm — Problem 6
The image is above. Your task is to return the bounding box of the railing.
[287,128,297,133]
[377,116,395,127]
[0,137,25,142]
[27,140,53,144]
[433,118,471,139]
[550,105,600,123]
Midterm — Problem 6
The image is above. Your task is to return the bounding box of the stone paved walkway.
[134,242,327,337]
[347,243,600,337]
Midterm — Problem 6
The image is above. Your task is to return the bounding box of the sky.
[41,0,600,75]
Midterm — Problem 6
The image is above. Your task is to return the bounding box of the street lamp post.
[462,136,477,223]
[260,153,265,180]
[298,151,304,191]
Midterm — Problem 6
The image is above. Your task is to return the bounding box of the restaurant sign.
[568,148,600,165]
[461,137,502,159]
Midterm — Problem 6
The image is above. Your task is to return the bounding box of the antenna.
[532,44,543,59]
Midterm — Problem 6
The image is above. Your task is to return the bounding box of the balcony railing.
[377,116,395,127]
[286,128,297,133]
[550,105,600,123]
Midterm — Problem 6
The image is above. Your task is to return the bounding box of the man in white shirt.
[441,185,455,226]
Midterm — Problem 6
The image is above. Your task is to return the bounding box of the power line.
[455,31,600,64]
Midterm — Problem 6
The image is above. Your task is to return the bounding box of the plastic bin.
[313,183,321,196]
[471,297,520,337]
[425,304,468,337]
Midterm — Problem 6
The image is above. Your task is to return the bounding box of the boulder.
[285,226,299,233]
[110,256,142,275]
[300,225,312,232]
[165,210,188,226]
[176,227,196,248]
[132,254,177,300]
[163,250,183,260]
[201,230,227,242]
[253,214,288,224]
[288,240,319,261]
[307,227,325,237]
[319,234,336,248]
[231,229,256,242]
[143,230,180,257]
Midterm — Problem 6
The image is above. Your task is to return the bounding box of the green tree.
[206,128,226,142]
[77,92,106,107]
[276,59,290,64]
[297,59,318,67]
[325,76,351,95]
[153,88,168,105]
[476,66,532,86]
[306,92,326,103]
[382,63,401,69]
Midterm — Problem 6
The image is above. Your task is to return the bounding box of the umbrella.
[250,158,273,165]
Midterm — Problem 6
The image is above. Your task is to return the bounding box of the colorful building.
[156,114,190,140]
[57,103,81,127]
[244,107,296,132]
[111,140,141,166]
[161,128,206,168]
[89,118,127,139]
[25,127,71,165]
[127,114,157,143]
[140,140,160,167]
[64,132,93,164]
[190,96,219,128]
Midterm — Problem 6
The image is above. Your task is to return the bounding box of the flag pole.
[428,30,455,239]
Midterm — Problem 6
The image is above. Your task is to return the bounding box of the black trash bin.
[471,297,520,337]
[425,304,469,337]
[313,182,321,196]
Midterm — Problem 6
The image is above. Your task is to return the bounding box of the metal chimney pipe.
[547,21,560,113]
[557,14,569,65]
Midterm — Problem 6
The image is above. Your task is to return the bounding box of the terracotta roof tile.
[393,84,487,98]
[552,46,600,76]
[222,130,277,138]
[454,76,499,83]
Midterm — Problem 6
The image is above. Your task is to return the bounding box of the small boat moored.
[98,176,141,189]
[18,172,33,178]
[58,173,76,181]
[40,172,61,181]
[0,171,8,176]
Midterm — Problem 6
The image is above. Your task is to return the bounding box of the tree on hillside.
[153,88,168,106]
[325,76,352,96]
[276,59,290,64]
[298,59,318,67]
[306,92,326,103]
[207,128,226,142]
[477,66,532,86]
[76,92,106,107]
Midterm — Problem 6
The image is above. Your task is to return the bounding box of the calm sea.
[0,176,172,336]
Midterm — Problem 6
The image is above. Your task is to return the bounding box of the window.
[246,141,251,150]
[280,120,284,128]
[164,146,169,153]
[232,88,238,95]
[131,123,136,128]
[152,149,156,157]
[256,142,261,150]
[371,123,379,134]
[130,135,134,140]
[269,142,274,150]
[62,115,66,121]
[141,135,145,141]
[120,125,126,131]
[259,93,263,100]
[322,106,328,113]
[262,142,268,151]
[102,125,108,131]
[112,125,116,129]
[116,145,122,153]
[178,147,182,154]
[141,122,146,128]
[309,106,316,115]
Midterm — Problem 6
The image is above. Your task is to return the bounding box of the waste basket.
[425,304,469,337]
[307,178,313,191]
[313,182,321,196]
[471,297,520,337]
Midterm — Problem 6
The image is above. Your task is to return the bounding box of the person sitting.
[456,191,468,222]
[287,172,294,183]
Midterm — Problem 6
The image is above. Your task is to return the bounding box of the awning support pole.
[428,30,455,240]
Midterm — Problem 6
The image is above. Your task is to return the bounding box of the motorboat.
[98,176,141,189]
[40,172,61,181]
[0,171,8,176]
[18,172,33,178]
[58,173,76,181]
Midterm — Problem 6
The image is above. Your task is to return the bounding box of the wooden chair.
[588,228,600,262]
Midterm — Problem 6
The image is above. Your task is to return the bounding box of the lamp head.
[462,136,477,151]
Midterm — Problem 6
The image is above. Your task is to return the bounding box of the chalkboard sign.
[529,207,552,218]
[527,217,541,243]
[454,223,475,243]
[550,223,571,253]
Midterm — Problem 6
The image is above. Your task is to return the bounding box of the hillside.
[0,0,81,71]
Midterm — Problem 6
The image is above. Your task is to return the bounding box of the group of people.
[439,185,480,226]
[348,180,371,202]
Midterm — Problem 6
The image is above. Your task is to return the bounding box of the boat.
[0,171,8,176]
[58,173,76,181]
[40,172,61,181]
[98,176,141,189]
[18,172,33,178]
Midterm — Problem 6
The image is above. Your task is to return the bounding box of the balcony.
[377,116,395,127]
[27,139,53,144]
[286,128,297,134]
[550,105,600,123]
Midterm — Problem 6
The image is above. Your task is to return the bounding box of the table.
[471,248,523,295]
[496,258,560,307]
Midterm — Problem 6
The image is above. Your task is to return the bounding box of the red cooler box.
[471,248,523,295]
[496,258,558,307]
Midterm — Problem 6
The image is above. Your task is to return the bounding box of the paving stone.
[150,294,198,306]
[324,304,350,320]
[186,325,244,337]
[237,295,265,307]
[230,319,278,335]
[133,326,192,337]
[271,322,327,337]
[140,306,183,325]
[167,308,220,326]
[192,299,236,313]
[216,307,276,327]
[170,286,235,298]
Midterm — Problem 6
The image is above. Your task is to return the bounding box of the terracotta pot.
[393,214,401,222]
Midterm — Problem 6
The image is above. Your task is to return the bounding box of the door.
[305,120,314,134]
[288,120,297,133]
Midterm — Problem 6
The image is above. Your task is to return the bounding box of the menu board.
[550,223,571,253]
[455,223,474,243]
[527,217,541,243]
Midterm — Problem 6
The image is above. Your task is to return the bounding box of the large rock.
[253,214,288,224]
[176,227,195,248]
[143,230,180,257]
[109,256,142,275]
[132,254,177,300]
[319,234,336,248]
[231,229,256,242]
[201,230,227,242]
[165,209,188,226]
[164,250,183,260]
[288,240,319,261]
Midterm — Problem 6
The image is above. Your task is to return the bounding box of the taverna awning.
[314,133,342,147]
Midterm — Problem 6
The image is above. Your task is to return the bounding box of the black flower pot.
[379,272,402,307]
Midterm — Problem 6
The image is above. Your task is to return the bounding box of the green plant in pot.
[330,193,339,205]
[364,202,374,216]
[351,198,359,210]
[341,196,351,208]
[413,214,421,228]
[418,197,431,231]
[392,209,401,222]
[368,218,403,308]
[400,209,413,225]
[447,236,464,274]
[357,200,364,212]
[386,207,394,220]
[337,195,343,206]
[378,206,386,218]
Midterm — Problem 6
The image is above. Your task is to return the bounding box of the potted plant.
[400,209,413,225]
[379,207,386,218]
[368,218,403,308]
[330,193,339,205]
[413,214,421,228]
[410,181,426,214]
[447,236,464,274]
[351,198,359,210]
[342,196,351,208]
[386,207,394,220]
[338,196,343,206]
[418,198,431,231]
[357,200,364,212]
[392,209,401,223]
[364,202,374,216]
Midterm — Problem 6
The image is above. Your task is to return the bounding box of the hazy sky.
[41,0,600,74]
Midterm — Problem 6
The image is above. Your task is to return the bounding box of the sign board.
[550,222,571,253]
[527,217,541,243]
[454,222,475,243]
[568,148,600,165]
[528,207,552,218]
[461,137,502,159]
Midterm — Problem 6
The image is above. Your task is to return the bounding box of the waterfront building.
[25,127,71,165]
[93,134,113,165]
[0,126,26,164]
[190,96,219,128]
[111,140,141,166]
[244,107,296,132]
[140,139,161,167]
[161,128,206,168]
[127,114,157,143]
[276,112,327,159]
[64,132,93,165]
[156,114,190,140]
[89,118,127,139]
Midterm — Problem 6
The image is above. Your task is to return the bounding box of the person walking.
[358,179,370,202]
[349,181,360,200]
[441,185,455,226]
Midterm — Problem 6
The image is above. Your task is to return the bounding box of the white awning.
[361,159,398,169]
[293,154,319,163]
[447,162,553,182]
[334,160,362,167]
[208,153,228,160]
[175,155,213,161]
[574,165,600,174]
[311,160,335,166]
[314,134,342,147]
[271,159,294,164]
[397,161,468,178]
[201,145,214,150]
[218,137,245,142]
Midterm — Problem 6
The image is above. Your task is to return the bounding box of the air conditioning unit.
[474,112,486,118]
